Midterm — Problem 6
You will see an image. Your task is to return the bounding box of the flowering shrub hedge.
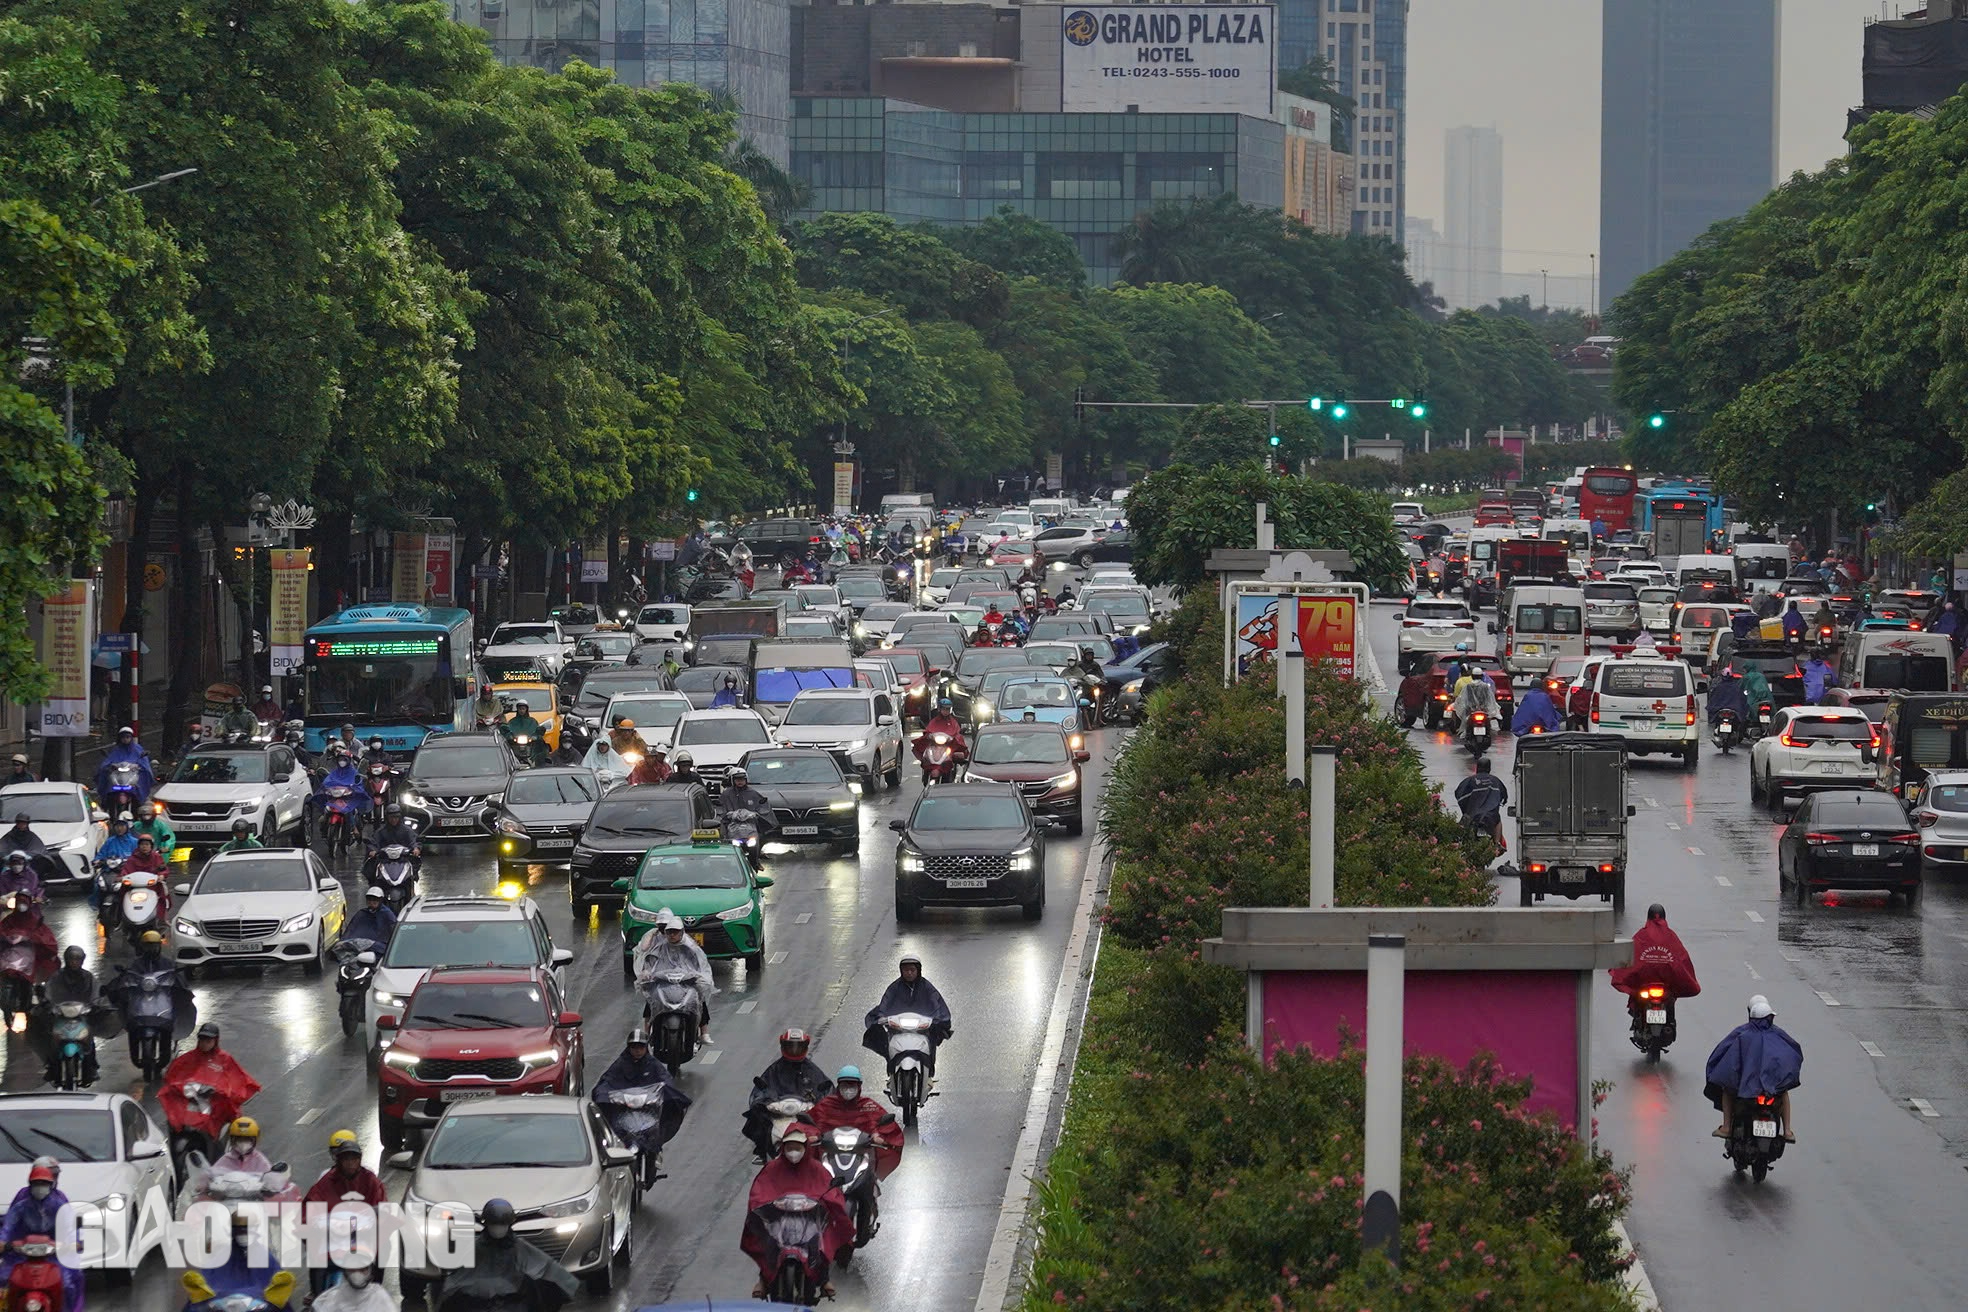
[1020,595,1633,1310]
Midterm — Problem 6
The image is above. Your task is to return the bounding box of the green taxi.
[616,832,773,976]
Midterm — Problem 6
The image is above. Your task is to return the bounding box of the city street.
[1367,597,1968,1307]
[2,678,1121,1311]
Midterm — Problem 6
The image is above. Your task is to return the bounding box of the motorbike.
[362,762,398,819]
[722,807,769,864]
[45,1000,97,1090]
[330,938,382,1038]
[102,760,145,815]
[1712,710,1742,755]
[93,856,127,929]
[882,1012,936,1127]
[110,962,193,1081]
[917,733,963,786]
[506,731,548,769]
[0,925,45,1031]
[186,1153,303,1215]
[641,969,703,1067]
[820,1125,880,1257]
[1753,702,1775,741]
[321,786,361,857]
[161,1082,244,1189]
[1627,985,1675,1061]
[1724,1092,1789,1182]
[750,1195,830,1307]
[594,1083,669,1197]
[370,844,418,910]
[4,1235,66,1312]
[763,1096,816,1155]
[1463,710,1493,756]
[116,869,167,946]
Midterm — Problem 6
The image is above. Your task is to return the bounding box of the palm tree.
[707,90,809,228]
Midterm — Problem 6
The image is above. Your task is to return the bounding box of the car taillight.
[1804,833,1840,845]
[1685,694,1696,726]
[1590,691,1601,724]
[1918,811,1940,828]
[1889,832,1921,845]
[1779,730,1798,748]
[1455,619,1475,629]
[1402,618,1424,628]
[1869,726,1882,751]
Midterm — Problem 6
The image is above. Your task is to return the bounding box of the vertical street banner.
[39,580,94,737]
[424,533,454,604]
[268,549,311,676]
[832,463,855,517]
[1233,591,1356,680]
[580,539,609,584]
[391,533,426,604]
[1045,453,1064,490]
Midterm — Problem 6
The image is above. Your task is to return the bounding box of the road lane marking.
[1689,846,1707,857]
[1744,910,1763,922]
[1745,962,1761,979]
[768,951,788,965]
[1861,1041,1885,1058]
[1713,875,1731,886]
[1780,950,1801,962]
[297,1108,321,1126]
[1642,796,1659,809]
[737,1000,758,1014]
[1911,1097,1939,1118]
[1664,821,1681,831]
[1815,990,1841,1007]
[699,1050,722,1066]
[794,913,813,925]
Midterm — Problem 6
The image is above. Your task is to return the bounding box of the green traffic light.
[1411,400,1429,419]
[1308,396,1323,412]
[686,488,699,502]
[1332,402,1349,420]
[1268,433,1281,447]
[1648,413,1665,430]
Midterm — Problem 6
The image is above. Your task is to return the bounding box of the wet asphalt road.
[5,601,1119,1311]
[1368,598,1968,1306]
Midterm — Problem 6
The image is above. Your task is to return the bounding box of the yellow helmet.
[327,1129,362,1158]
[228,1116,260,1141]
[139,930,165,947]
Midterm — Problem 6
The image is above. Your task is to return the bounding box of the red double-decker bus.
[1577,467,1639,533]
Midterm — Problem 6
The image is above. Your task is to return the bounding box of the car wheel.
[381,1118,404,1155]
[1682,744,1699,771]
[895,891,919,923]
[296,800,313,849]
[571,888,589,918]
[838,834,861,856]
[1074,551,1092,568]
[1022,879,1045,921]
[1066,810,1084,837]
[884,751,903,790]
[400,1273,426,1304]
[1749,768,1764,803]
[744,931,765,971]
[259,813,279,846]
[302,933,324,978]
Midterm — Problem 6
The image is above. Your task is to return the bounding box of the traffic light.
[1647,413,1666,430]
[1410,397,1429,420]
[685,488,699,503]
[1308,396,1323,412]
[1268,432,1282,447]
[1331,399,1350,420]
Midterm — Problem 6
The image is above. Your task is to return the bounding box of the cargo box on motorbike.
[1510,733,1632,910]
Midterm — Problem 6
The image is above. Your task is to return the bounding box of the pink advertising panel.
[1261,969,1581,1126]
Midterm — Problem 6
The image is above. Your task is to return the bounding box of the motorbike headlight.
[625,903,662,924]
[173,917,201,937]
[899,848,925,873]
[280,912,315,934]
[828,800,857,812]
[853,623,866,636]
[716,899,755,922]
[1009,844,1037,871]
[1048,771,1079,790]
[975,701,992,719]
[381,1047,420,1071]
[539,1185,598,1219]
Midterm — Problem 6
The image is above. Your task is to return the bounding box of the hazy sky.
[1405,0,1889,309]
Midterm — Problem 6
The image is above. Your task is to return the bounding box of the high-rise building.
[1279,93,1355,236]
[1441,125,1501,311]
[1402,215,1441,299]
[1599,0,1779,306]
[1851,1,1968,134]
[1277,0,1406,243]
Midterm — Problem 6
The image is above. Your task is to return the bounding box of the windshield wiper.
[27,1128,97,1162]
[437,1012,523,1029]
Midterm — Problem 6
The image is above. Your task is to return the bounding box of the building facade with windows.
[791,97,1284,285]
[449,0,793,162]
[1278,0,1406,242]
[1441,124,1502,311]
[1277,92,1353,236]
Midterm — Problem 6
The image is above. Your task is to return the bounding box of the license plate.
[440,1089,495,1103]
[1645,1008,1668,1025]
[534,837,573,849]
[783,825,819,836]
[1820,763,1846,774]
[1852,843,1879,857]
[1558,870,1586,883]
[1521,644,1541,654]
[1751,1118,1778,1139]
[944,876,988,889]
[438,816,475,828]
[213,941,263,954]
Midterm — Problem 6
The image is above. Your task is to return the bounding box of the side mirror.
[1506,806,1517,817]
[603,1145,638,1169]
[754,873,775,888]
[551,947,574,967]
[610,877,631,892]
[375,1014,398,1032]
[1074,749,1090,763]
[888,819,908,833]
[172,882,191,897]
[91,808,109,823]
[453,678,470,699]
[386,1150,415,1171]
[131,1138,167,1161]
[1486,623,1498,635]
[317,878,339,893]
[877,714,896,727]
[556,1010,581,1027]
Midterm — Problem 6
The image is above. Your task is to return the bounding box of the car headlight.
[173,917,201,937]
[61,834,91,853]
[1048,771,1079,790]
[280,912,315,934]
[828,800,857,812]
[843,739,867,752]
[853,623,866,636]
[517,1048,561,1070]
[382,1047,420,1071]
[538,1185,598,1219]
[899,848,925,873]
[1009,845,1037,871]
[975,701,992,718]
[371,988,399,1006]
[1122,678,1145,694]
[399,792,423,809]
[625,903,662,924]
[716,899,755,922]
[495,816,527,837]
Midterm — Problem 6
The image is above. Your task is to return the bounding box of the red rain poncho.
[1610,918,1702,1000]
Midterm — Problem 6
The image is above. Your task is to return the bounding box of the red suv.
[375,965,584,1151]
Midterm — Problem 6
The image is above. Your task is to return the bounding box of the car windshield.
[638,607,688,626]
[912,793,1028,830]
[1926,782,1968,813]
[491,629,555,645]
[1584,584,1637,601]
[0,793,85,824]
[754,669,856,703]
[423,1110,591,1170]
[171,752,271,785]
[1085,596,1149,619]
[1603,664,1690,697]
[1864,655,1952,692]
[786,619,837,637]
[677,717,771,746]
[636,849,748,890]
[795,588,840,604]
[587,795,694,836]
[404,982,548,1031]
[0,1109,115,1163]
[971,732,1069,765]
[607,697,688,730]
[958,650,1029,678]
[1407,602,1468,621]
[384,920,539,970]
[577,677,668,713]
[196,857,313,894]
[746,754,845,785]
[1002,681,1073,708]
[413,746,508,777]
[1638,589,1677,604]
[579,634,634,657]
[863,603,909,623]
[673,667,738,693]
[837,579,885,599]
[783,698,872,726]
[883,652,931,679]
[505,773,598,806]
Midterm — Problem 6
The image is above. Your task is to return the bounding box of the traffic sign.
[473,564,501,581]
[97,633,136,653]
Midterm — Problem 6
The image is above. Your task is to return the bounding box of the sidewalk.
[4,677,176,781]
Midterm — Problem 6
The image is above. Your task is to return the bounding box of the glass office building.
[450,0,792,163]
[792,97,1285,285]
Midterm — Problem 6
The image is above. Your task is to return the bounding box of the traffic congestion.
[1382,470,1968,1309]
[0,498,1150,1312]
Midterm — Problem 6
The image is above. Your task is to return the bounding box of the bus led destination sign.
[312,637,441,658]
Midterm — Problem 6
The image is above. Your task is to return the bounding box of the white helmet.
[1747,994,1774,1019]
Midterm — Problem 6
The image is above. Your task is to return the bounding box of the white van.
[634,602,692,646]
[1028,497,1072,523]
[1733,543,1790,594]
[1493,584,1587,676]
[1838,630,1956,694]
[1589,649,1699,768]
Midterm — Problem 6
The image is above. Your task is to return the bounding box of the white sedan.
[0,782,108,889]
[0,1092,175,1271]
[170,847,346,976]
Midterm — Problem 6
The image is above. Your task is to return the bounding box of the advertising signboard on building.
[1060,4,1275,116]
[391,533,425,604]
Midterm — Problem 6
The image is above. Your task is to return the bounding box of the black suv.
[401,732,518,839]
[889,782,1052,923]
[569,783,715,912]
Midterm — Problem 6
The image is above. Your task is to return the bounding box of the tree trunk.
[317,503,356,615]
[120,473,156,728]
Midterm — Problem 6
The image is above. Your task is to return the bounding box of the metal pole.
[1362,933,1406,1265]
[1308,745,1337,907]
[1254,502,1274,552]
[129,644,141,741]
[1282,597,1305,771]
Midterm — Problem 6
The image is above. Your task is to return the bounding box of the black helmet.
[385,803,403,818]
[197,1022,221,1039]
[1647,902,1667,922]
[1474,758,1491,775]
[479,1198,516,1240]
[231,819,250,834]
[369,737,383,750]
[63,946,84,967]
